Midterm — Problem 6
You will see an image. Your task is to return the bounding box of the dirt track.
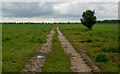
[21,27,55,72]
[57,25,91,72]
[21,25,98,72]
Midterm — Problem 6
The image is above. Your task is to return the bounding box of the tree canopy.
[80,10,96,30]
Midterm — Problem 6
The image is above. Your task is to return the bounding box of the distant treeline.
[1,20,120,24]
[1,22,81,24]
[96,20,120,23]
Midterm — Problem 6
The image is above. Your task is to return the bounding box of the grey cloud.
[2,2,56,17]
[118,2,120,19]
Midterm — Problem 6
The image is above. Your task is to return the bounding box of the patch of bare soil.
[57,25,91,72]
[21,27,55,72]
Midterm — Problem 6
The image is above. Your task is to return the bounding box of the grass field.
[2,24,54,72]
[2,23,119,72]
[59,23,119,72]
[42,28,72,72]
[0,24,2,73]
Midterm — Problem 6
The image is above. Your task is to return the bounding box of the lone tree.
[80,10,96,30]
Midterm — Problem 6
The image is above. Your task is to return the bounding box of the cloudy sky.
[0,0,119,22]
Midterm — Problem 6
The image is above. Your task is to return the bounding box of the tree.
[80,10,96,30]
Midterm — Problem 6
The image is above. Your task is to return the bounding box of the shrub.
[102,47,110,52]
[95,53,109,62]
[52,39,58,42]
[102,45,119,53]
[79,39,92,43]
[5,38,10,41]
[90,33,92,36]
[74,32,80,35]
[38,38,45,43]
[32,37,35,39]
[85,39,93,43]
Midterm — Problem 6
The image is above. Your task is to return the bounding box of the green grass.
[0,24,2,73]
[42,28,72,72]
[59,23,119,72]
[2,24,54,72]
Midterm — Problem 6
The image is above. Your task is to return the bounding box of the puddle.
[37,55,44,59]
[35,53,47,59]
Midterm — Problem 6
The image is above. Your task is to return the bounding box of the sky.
[0,0,119,22]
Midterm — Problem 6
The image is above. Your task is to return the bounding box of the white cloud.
[1,0,119,2]
[118,2,120,20]
[1,17,80,23]
[53,2,118,19]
